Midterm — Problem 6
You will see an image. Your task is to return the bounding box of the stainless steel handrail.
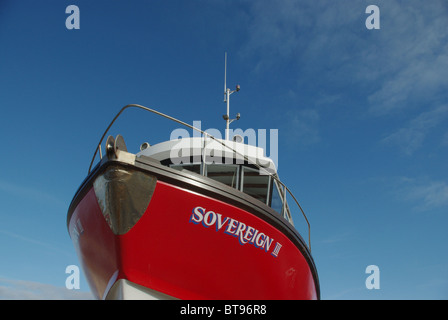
[87,104,312,251]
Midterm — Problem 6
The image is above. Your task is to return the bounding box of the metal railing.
[87,104,312,251]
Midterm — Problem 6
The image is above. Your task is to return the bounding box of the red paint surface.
[69,181,317,300]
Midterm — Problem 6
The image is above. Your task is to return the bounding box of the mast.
[223,52,240,141]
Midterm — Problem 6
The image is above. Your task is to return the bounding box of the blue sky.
[0,0,447,300]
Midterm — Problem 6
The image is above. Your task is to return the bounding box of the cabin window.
[170,163,201,174]
[241,167,270,204]
[205,164,239,188]
[270,180,284,214]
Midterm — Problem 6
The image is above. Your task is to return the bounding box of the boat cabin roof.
[136,137,292,224]
[137,137,277,174]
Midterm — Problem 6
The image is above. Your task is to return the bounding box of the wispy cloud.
[382,105,448,155]
[0,179,65,208]
[393,177,448,211]
[241,1,447,107]
[442,132,448,146]
[240,0,448,153]
[324,286,366,300]
[0,278,93,300]
[366,1,448,116]
[285,108,320,145]
[0,229,74,258]
[319,231,352,245]
[238,2,362,72]
[240,1,361,68]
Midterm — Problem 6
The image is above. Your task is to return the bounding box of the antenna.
[222,52,241,140]
[224,52,227,102]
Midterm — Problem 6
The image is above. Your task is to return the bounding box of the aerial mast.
[223,52,240,141]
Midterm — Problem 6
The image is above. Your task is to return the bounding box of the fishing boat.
[67,58,320,300]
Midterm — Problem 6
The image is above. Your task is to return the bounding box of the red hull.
[69,177,318,299]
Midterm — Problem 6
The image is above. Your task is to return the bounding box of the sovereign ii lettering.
[189,206,282,258]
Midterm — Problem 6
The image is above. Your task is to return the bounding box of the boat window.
[270,180,284,214]
[241,167,270,204]
[206,164,239,188]
[170,164,201,174]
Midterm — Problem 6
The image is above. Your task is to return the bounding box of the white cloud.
[0,229,74,258]
[382,105,448,155]
[319,231,352,245]
[286,108,320,145]
[0,278,93,300]
[240,0,448,112]
[241,1,362,72]
[365,1,448,115]
[237,0,448,155]
[394,177,448,211]
[442,132,448,146]
[0,179,65,209]
[407,181,448,210]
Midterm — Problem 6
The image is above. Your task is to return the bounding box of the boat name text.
[189,206,282,257]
